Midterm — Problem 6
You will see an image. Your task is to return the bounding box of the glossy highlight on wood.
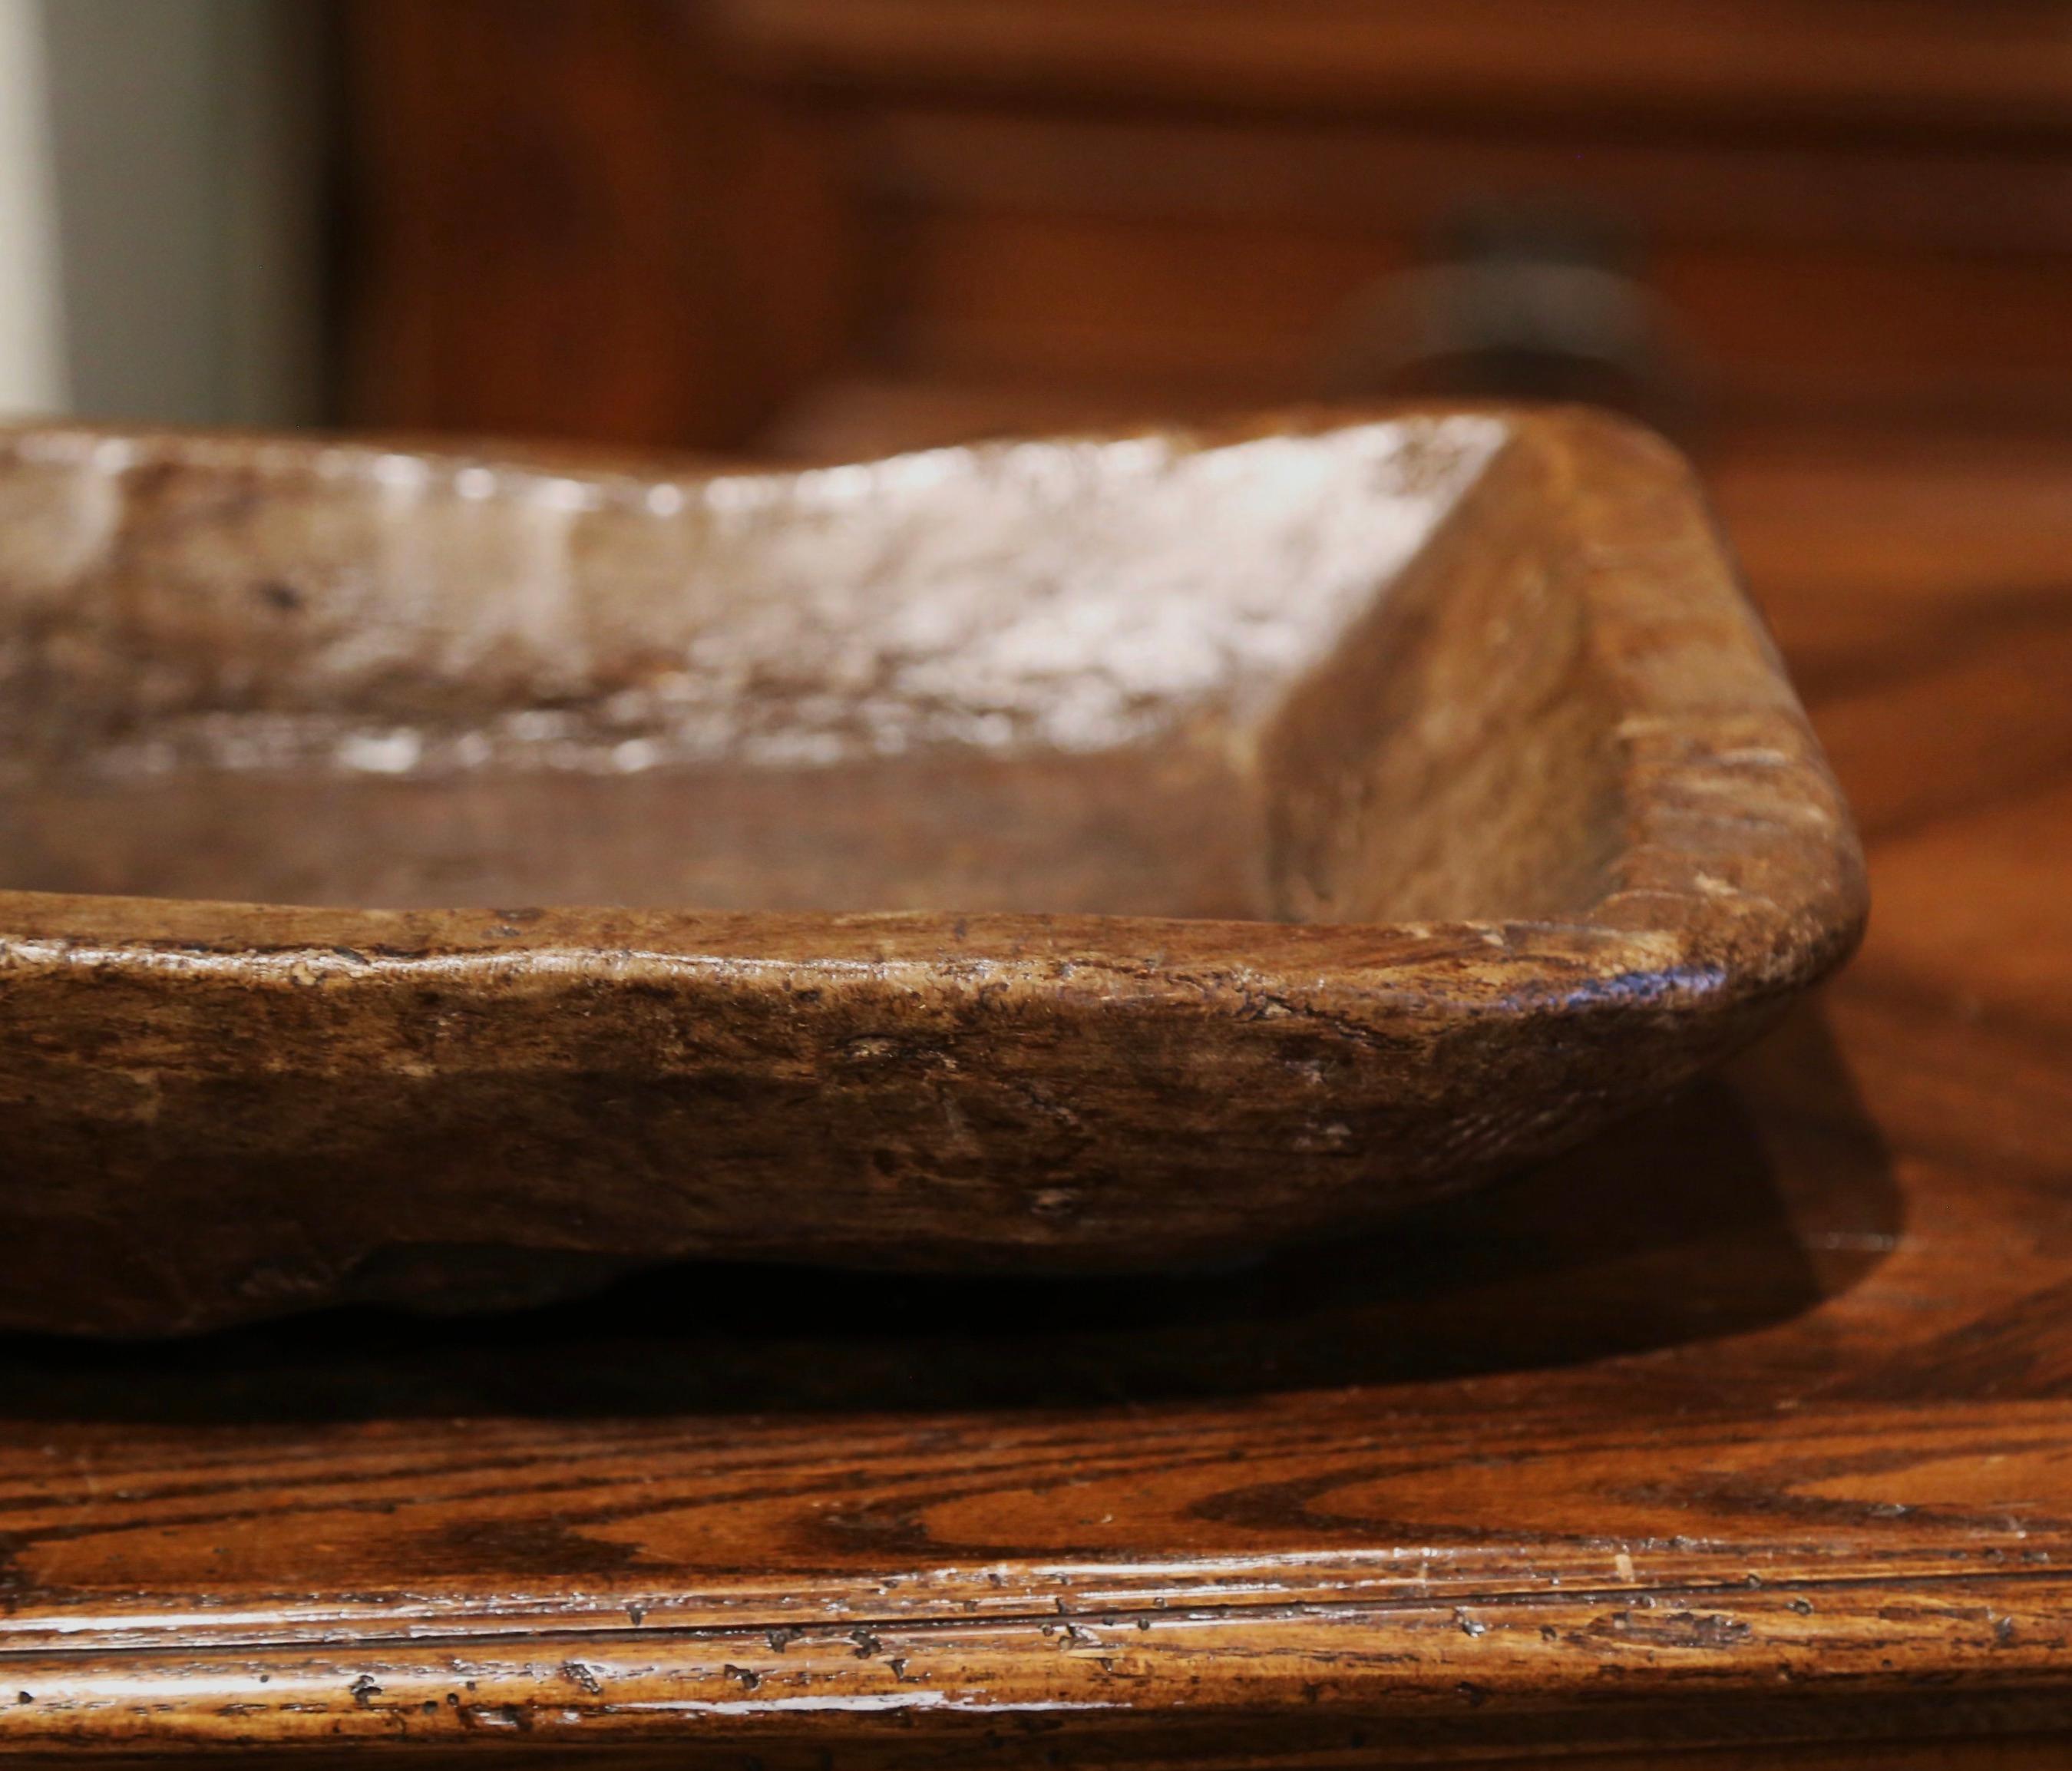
[0,409,1862,1335]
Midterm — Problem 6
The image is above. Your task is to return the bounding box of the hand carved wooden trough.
[0,409,1864,1335]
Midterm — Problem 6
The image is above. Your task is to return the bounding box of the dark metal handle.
[1321,212,1696,426]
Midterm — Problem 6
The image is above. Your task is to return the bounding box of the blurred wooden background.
[339,0,2072,463]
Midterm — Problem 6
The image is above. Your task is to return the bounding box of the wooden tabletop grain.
[0,423,2067,1768]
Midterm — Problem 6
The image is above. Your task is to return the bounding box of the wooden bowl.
[0,409,1864,1334]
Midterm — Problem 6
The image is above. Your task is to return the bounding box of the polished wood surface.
[0,428,2063,1765]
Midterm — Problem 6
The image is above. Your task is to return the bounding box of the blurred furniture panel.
[343,0,2072,454]
[720,0,2072,126]
[343,0,851,448]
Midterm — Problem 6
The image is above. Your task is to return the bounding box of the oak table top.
[0,421,2068,1769]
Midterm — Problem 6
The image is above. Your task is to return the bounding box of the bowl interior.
[0,415,1616,921]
